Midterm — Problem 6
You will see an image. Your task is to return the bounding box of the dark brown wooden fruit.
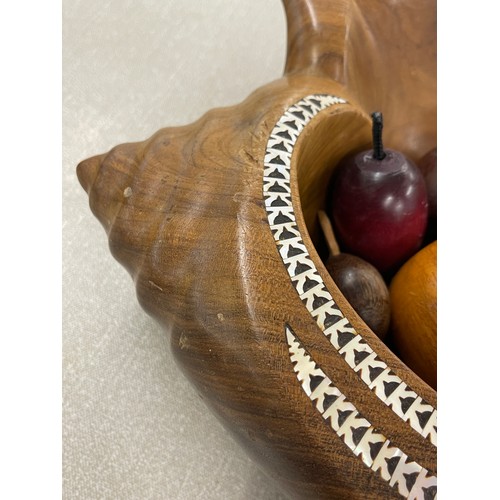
[418,147,437,218]
[319,210,391,339]
[418,147,437,243]
[326,253,390,339]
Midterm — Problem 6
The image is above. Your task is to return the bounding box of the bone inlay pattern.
[262,94,437,446]
[286,326,437,499]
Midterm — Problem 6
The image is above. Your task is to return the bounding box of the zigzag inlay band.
[286,325,437,499]
[263,94,437,446]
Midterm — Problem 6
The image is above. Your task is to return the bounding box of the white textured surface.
[62,1,287,498]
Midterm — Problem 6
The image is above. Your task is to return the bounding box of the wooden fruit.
[319,211,391,339]
[418,147,437,219]
[330,112,429,276]
[77,0,437,498]
[418,147,437,243]
[389,241,437,389]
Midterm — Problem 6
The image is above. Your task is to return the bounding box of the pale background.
[62,1,289,498]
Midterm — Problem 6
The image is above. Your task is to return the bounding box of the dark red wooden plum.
[330,112,428,275]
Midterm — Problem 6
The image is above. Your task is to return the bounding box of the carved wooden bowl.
[77,0,436,498]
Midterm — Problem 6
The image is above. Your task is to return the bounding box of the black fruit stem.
[371,111,386,161]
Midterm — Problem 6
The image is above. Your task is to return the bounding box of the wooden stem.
[318,210,340,256]
[282,0,350,81]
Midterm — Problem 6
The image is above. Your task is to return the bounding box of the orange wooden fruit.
[389,240,437,389]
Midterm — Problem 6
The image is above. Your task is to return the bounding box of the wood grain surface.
[77,1,436,498]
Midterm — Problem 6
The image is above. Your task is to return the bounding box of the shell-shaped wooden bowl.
[77,1,436,498]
